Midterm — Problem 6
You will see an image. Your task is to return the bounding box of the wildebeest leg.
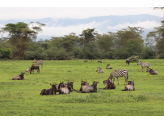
[142,67,143,72]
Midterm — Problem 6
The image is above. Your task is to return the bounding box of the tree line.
[0,8,164,60]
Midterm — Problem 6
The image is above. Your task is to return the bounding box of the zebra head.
[137,60,141,65]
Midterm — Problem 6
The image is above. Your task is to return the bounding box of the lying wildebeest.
[58,82,70,94]
[98,60,102,63]
[26,69,30,72]
[126,59,130,65]
[12,72,25,80]
[106,64,112,69]
[148,68,158,75]
[40,83,57,95]
[63,81,75,92]
[84,59,88,62]
[82,81,99,93]
[122,80,135,91]
[103,79,116,89]
[128,81,134,86]
[96,67,104,73]
[29,64,40,74]
[80,79,89,92]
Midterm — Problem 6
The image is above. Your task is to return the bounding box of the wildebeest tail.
[40,89,45,95]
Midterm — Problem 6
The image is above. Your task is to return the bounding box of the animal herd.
[11,59,158,96]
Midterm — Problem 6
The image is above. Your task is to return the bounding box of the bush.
[0,49,11,59]
[159,53,164,59]
[128,55,139,62]
[141,48,156,59]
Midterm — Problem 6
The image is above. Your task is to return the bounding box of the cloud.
[107,20,161,31]
[0,7,164,20]
[37,20,161,39]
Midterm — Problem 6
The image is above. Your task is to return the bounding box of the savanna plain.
[0,59,164,116]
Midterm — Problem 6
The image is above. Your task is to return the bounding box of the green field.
[0,59,164,116]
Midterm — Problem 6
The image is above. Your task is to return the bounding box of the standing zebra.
[108,69,128,85]
[137,60,150,72]
[33,59,43,68]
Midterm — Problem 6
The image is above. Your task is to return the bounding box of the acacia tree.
[115,26,144,48]
[146,20,164,57]
[0,22,45,60]
[79,28,98,47]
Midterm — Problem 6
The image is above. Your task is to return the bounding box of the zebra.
[108,69,128,85]
[33,59,43,68]
[137,60,150,72]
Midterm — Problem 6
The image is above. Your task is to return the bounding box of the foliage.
[141,48,156,59]
[125,39,143,56]
[115,26,144,48]
[128,55,139,62]
[0,49,11,59]
[78,28,98,47]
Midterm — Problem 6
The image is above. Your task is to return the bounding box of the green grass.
[0,59,164,116]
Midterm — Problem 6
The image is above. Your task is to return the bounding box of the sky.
[0,0,164,41]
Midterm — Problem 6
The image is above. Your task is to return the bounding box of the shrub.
[128,55,139,62]
[141,48,156,59]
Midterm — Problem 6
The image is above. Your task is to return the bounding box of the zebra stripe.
[137,60,150,72]
[33,59,43,68]
[108,69,128,85]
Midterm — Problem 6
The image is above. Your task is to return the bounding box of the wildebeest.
[147,68,158,75]
[98,60,102,63]
[137,60,150,72]
[25,69,30,72]
[80,79,89,92]
[29,64,40,74]
[106,64,112,69]
[12,72,25,80]
[128,81,134,86]
[63,81,75,92]
[58,82,70,94]
[84,59,88,62]
[103,80,116,89]
[40,83,57,95]
[108,69,128,85]
[126,59,130,65]
[122,80,135,91]
[82,81,99,93]
[33,59,43,68]
[96,67,104,73]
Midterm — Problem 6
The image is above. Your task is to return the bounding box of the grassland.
[0,59,164,116]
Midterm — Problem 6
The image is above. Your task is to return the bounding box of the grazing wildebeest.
[137,60,150,72]
[29,64,40,74]
[96,67,104,73]
[148,68,158,75]
[108,69,128,85]
[58,82,70,94]
[98,60,102,63]
[106,64,112,69]
[40,84,57,95]
[84,59,88,62]
[33,59,43,68]
[12,72,25,80]
[122,80,135,91]
[82,81,99,93]
[126,59,130,65]
[103,80,116,89]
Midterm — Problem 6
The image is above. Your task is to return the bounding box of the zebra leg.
[117,77,119,85]
[142,67,143,72]
[113,78,115,84]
